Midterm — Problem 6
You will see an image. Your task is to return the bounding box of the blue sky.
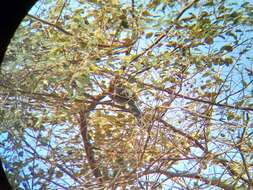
[1,0,253,189]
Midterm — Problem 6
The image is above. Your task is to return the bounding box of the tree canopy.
[1,0,253,189]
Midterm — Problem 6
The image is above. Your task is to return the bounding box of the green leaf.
[41,137,49,146]
[145,32,153,38]
[227,111,235,120]
[223,57,233,65]
[142,10,152,16]
[205,36,214,44]
[55,171,63,178]
[121,20,129,29]
[221,44,233,52]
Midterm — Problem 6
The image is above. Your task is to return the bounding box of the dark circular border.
[0,0,37,189]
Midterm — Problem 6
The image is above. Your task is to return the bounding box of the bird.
[109,75,141,119]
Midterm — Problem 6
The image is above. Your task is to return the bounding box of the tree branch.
[27,14,72,35]
[165,88,253,112]
[129,0,199,64]
[143,169,236,190]
[77,93,106,183]
[78,110,103,183]
[141,82,253,112]
[159,119,206,152]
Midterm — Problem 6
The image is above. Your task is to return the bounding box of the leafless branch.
[28,14,72,35]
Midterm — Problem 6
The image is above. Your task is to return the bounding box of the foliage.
[1,0,253,189]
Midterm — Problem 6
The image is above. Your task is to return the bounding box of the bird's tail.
[128,100,141,120]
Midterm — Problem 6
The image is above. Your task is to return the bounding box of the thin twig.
[28,14,72,35]
[142,82,253,111]
[56,0,67,22]
[129,0,199,64]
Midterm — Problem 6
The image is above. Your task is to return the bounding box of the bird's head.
[108,75,121,94]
